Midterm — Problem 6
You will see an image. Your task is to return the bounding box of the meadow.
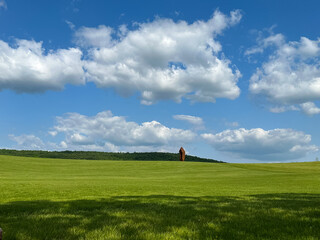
[0,155,319,239]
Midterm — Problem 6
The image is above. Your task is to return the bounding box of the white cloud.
[9,134,45,150]
[56,140,120,152]
[269,105,299,113]
[202,128,318,161]
[0,39,85,93]
[65,20,75,30]
[52,110,196,150]
[0,10,242,103]
[48,131,58,137]
[60,141,68,149]
[0,0,7,10]
[225,121,239,127]
[300,102,320,115]
[249,34,320,114]
[245,32,285,55]
[82,10,242,104]
[173,115,204,127]
[9,111,196,153]
[74,25,114,48]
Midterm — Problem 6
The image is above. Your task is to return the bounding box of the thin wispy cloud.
[225,121,239,127]
[9,134,45,150]
[0,0,7,10]
[173,115,204,128]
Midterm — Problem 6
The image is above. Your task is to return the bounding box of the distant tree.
[316,157,319,162]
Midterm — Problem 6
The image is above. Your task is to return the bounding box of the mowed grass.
[0,155,320,239]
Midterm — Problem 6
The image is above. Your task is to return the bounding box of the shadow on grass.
[0,193,319,239]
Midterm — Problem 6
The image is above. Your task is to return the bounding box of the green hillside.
[0,149,222,162]
[0,155,319,239]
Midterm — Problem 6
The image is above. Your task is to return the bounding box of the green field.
[1,155,320,239]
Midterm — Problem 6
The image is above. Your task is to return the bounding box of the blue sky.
[1,0,320,163]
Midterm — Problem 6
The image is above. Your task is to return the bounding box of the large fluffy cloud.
[202,128,318,161]
[0,39,85,92]
[82,10,242,104]
[0,10,241,102]
[249,33,320,114]
[51,110,196,151]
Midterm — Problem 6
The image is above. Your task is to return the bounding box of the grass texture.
[0,155,319,239]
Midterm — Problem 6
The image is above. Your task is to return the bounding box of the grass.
[0,155,320,239]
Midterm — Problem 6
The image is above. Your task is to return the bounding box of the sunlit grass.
[0,155,320,239]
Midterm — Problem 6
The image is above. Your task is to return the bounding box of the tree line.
[0,149,223,163]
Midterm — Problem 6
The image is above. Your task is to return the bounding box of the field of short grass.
[0,155,319,239]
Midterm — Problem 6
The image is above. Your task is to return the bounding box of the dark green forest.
[0,149,223,163]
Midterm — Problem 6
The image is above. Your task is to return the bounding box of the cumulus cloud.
[300,102,320,115]
[249,33,320,115]
[81,10,242,104]
[173,114,204,127]
[0,10,242,103]
[0,39,85,93]
[9,134,45,150]
[48,131,58,137]
[51,110,196,151]
[202,128,318,161]
[74,25,114,48]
